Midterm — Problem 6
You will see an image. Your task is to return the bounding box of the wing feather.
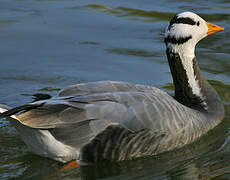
[1,81,194,157]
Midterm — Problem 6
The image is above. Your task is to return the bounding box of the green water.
[0,0,230,179]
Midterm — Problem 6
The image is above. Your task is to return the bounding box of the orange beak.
[206,22,224,36]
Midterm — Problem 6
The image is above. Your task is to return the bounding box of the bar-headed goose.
[0,12,225,164]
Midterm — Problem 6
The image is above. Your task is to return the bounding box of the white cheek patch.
[171,24,193,39]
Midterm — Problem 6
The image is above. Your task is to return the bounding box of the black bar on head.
[168,16,196,30]
[164,35,192,45]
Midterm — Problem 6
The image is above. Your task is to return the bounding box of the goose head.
[164,12,224,54]
[164,12,224,110]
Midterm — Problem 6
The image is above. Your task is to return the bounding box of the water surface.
[0,0,230,179]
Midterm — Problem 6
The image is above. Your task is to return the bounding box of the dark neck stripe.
[168,16,196,30]
[164,35,192,45]
[166,49,206,110]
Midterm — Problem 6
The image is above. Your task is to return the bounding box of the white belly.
[8,117,78,163]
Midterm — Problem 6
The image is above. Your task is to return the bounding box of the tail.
[0,104,19,121]
[0,93,51,119]
[0,103,43,119]
[0,104,11,113]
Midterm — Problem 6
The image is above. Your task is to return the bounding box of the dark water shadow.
[105,48,160,58]
[70,4,175,22]
[70,4,230,23]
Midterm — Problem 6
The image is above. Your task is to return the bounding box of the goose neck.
[166,43,207,111]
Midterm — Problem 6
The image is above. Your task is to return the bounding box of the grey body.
[3,79,224,163]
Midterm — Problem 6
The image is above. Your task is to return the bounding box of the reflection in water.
[79,41,101,45]
[72,4,174,22]
[73,4,230,22]
[37,87,60,92]
[200,151,230,179]
[106,48,159,57]
[0,19,17,25]
[209,80,230,103]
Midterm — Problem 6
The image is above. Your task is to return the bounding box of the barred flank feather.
[81,124,166,162]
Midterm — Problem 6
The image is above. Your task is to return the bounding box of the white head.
[165,12,224,51]
[165,12,224,108]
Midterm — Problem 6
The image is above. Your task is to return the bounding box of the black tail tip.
[32,93,52,102]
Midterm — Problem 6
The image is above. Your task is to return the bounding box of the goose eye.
[197,21,200,26]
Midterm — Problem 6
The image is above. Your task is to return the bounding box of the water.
[0,0,230,179]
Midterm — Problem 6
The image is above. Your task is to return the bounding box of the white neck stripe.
[169,43,204,100]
